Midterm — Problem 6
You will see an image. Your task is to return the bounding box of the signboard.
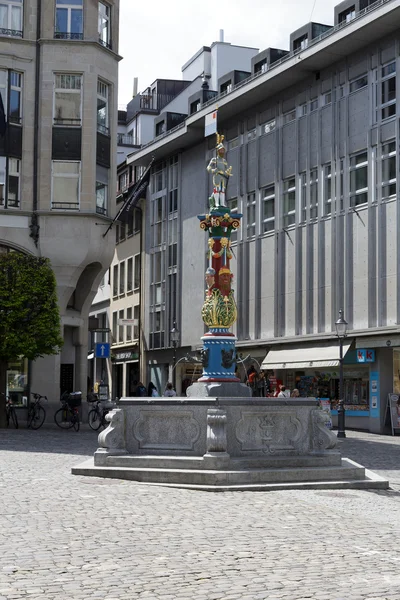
[205,110,218,137]
[357,349,375,363]
[112,350,139,363]
[98,384,109,401]
[118,319,138,326]
[387,393,400,435]
[95,343,110,358]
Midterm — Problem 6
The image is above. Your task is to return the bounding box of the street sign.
[118,319,138,325]
[95,342,110,358]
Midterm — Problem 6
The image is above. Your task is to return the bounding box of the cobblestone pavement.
[1,428,400,600]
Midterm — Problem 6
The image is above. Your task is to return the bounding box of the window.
[283,178,296,227]
[9,71,22,123]
[127,258,133,292]
[96,181,107,215]
[246,192,256,238]
[310,99,318,112]
[112,265,118,297]
[283,110,295,124]
[381,140,396,201]
[112,311,117,343]
[168,156,178,213]
[168,217,177,267]
[310,168,318,219]
[300,172,307,222]
[350,151,368,207]
[324,92,332,105]
[152,195,164,246]
[126,307,132,341]
[55,0,83,39]
[118,309,124,343]
[340,159,344,212]
[381,62,396,120]
[155,121,165,137]
[228,137,239,150]
[119,261,125,295]
[300,103,307,116]
[97,80,109,134]
[350,75,368,93]
[134,305,139,339]
[118,171,128,192]
[98,1,111,48]
[262,185,275,233]
[247,129,256,141]
[294,34,308,52]
[54,74,82,125]
[0,0,23,37]
[339,6,355,24]
[0,157,20,208]
[323,164,332,215]
[52,161,80,209]
[133,208,141,233]
[262,119,276,134]
[134,254,140,289]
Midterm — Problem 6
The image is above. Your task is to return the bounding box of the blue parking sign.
[95,343,110,358]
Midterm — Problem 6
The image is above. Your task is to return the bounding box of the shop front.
[111,347,139,398]
[261,340,391,433]
[7,357,29,407]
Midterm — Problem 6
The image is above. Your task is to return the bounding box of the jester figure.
[206,133,232,209]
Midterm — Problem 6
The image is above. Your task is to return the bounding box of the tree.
[0,252,64,427]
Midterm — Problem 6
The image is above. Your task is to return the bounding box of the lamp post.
[335,308,348,439]
[170,321,180,391]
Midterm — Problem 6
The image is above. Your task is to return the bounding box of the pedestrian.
[278,385,290,398]
[247,365,257,396]
[136,381,147,397]
[147,382,159,397]
[256,371,266,397]
[164,382,177,397]
[291,388,300,398]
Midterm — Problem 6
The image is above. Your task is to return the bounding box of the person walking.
[136,381,147,397]
[163,382,177,397]
[291,388,300,398]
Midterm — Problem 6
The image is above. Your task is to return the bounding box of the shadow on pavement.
[0,428,99,456]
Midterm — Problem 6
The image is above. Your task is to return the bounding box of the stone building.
[127,0,400,433]
[0,0,120,415]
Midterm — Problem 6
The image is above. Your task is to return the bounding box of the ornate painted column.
[197,133,243,382]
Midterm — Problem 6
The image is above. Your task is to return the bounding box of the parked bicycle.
[54,391,81,432]
[87,394,109,431]
[27,393,47,430]
[1,393,18,429]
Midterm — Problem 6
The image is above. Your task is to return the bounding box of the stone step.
[105,453,342,470]
[73,460,365,486]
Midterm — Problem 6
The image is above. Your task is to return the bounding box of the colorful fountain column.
[197,133,243,382]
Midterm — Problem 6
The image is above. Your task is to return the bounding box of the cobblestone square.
[1,428,400,600]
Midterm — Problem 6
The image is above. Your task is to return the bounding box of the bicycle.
[54,391,81,432]
[87,396,109,431]
[27,393,47,430]
[2,393,18,429]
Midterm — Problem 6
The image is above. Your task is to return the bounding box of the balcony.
[0,28,22,38]
[117,133,136,146]
[54,32,83,40]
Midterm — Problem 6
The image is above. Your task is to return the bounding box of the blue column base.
[198,328,239,382]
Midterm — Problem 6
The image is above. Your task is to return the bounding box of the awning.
[261,340,352,370]
[87,352,94,360]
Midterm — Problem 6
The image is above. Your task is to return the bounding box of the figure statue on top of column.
[206,133,232,210]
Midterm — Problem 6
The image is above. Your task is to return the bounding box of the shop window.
[7,357,28,407]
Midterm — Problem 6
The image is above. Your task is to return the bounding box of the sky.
[117,0,340,107]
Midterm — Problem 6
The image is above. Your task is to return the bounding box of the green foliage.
[0,253,63,361]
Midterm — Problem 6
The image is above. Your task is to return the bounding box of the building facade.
[0,0,120,416]
[126,0,400,432]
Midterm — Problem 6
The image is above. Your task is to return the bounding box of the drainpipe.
[30,0,42,248]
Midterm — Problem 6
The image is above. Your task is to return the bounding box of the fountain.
[73,133,388,491]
